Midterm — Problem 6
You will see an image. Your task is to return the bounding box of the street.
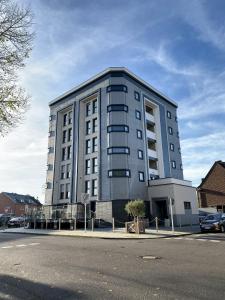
[0,232,225,300]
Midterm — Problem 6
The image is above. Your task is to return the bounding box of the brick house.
[0,192,42,216]
[197,161,225,212]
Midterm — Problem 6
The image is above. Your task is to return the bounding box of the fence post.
[74,218,76,230]
[34,218,36,230]
[137,216,140,234]
[179,215,182,228]
[155,217,159,232]
[92,218,94,231]
[59,218,61,230]
[112,218,115,232]
[46,219,48,230]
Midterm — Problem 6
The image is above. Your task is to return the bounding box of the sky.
[1,0,225,202]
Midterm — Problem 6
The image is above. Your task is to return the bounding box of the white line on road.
[28,243,40,246]
[196,239,207,242]
[16,244,27,247]
[1,246,13,249]
[184,238,194,241]
[209,240,221,243]
[173,237,183,240]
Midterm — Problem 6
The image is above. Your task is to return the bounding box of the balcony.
[148,149,157,158]
[145,112,155,123]
[149,168,159,176]
[146,130,156,140]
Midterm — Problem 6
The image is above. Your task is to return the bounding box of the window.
[67,146,72,159]
[171,160,176,169]
[66,164,71,178]
[175,116,178,122]
[46,182,52,189]
[62,148,66,161]
[65,183,70,199]
[48,147,54,153]
[92,137,98,152]
[48,131,55,137]
[85,180,90,194]
[61,165,65,179]
[138,150,143,159]
[107,125,129,133]
[92,157,98,173]
[170,143,174,151]
[147,122,155,132]
[134,91,140,101]
[68,128,72,142]
[93,118,98,133]
[167,111,171,119]
[108,169,130,177]
[86,102,91,116]
[85,159,91,175]
[184,202,191,210]
[107,147,130,154]
[60,184,64,199]
[180,164,183,170]
[177,131,179,138]
[168,127,173,135]
[62,130,67,143]
[49,115,56,121]
[93,99,98,114]
[135,110,141,120]
[148,140,156,150]
[47,164,53,171]
[86,121,91,135]
[63,114,67,126]
[86,139,91,154]
[146,106,153,115]
[139,172,145,182]
[178,147,181,154]
[106,85,128,93]
[68,111,72,124]
[149,159,158,170]
[107,104,128,112]
[137,129,142,139]
[92,179,98,196]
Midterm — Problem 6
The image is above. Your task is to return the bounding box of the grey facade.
[45,67,191,222]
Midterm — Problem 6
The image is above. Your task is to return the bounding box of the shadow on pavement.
[0,274,85,300]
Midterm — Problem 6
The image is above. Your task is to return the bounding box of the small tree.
[125,199,145,220]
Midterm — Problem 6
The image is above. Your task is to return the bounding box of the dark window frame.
[92,179,98,196]
[138,149,143,159]
[168,126,173,135]
[86,120,91,135]
[135,110,141,120]
[106,85,128,93]
[107,125,129,133]
[108,169,131,178]
[171,160,176,169]
[184,201,191,210]
[107,147,130,155]
[93,99,98,114]
[134,91,140,101]
[139,171,145,182]
[137,129,143,139]
[167,110,172,119]
[107,104,128,112]
[170,143,174,152]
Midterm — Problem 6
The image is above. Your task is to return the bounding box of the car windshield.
[204,214,221,221]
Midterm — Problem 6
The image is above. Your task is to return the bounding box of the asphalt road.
[0,232,225,300]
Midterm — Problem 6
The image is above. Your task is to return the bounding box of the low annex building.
[197,161,225,213]
[0,192,42,216]
[45,67,198,225]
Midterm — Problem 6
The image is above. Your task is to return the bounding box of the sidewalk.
[0,225,201,239]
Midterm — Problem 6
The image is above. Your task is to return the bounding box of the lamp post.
[169,197,174,232]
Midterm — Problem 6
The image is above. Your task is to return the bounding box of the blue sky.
[1,0,225,202]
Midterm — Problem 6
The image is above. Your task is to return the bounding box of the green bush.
[125,199,145,219]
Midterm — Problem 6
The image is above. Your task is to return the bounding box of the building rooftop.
[2,192,41,205]
[49,67,178,108]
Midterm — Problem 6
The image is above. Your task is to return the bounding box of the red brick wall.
[201,164,225,193]
[0,193,41,216]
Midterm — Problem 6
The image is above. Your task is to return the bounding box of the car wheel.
[221,225,225,233]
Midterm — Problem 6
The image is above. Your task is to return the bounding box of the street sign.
[80,193,90,204]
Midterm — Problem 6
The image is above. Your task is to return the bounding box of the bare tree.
[0,0,34,135]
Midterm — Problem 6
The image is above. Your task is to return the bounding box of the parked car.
[200,213,225,232]
[0,214,13,228]
[8,217,25,228]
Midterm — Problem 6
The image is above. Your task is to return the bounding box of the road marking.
[209,240,220,243]
[174,237,183,240]
[1,246,13,249]
[184,238,193,241]
[16,244,27,247]
[195,239,207,242]
[164,238,172,239]
[28,243,40,246]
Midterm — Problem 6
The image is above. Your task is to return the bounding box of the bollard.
[92,218,94,231]
[155,217,159,232]
[59,218,61,230]
[112,218,115,232]
[136,216,140,234]
[34,218,36,230]
[46,219,48,230]
[74,218,76,230]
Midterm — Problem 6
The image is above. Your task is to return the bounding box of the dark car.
[200,213,225,232]
[8,217,25,228]
[0,214,13,228]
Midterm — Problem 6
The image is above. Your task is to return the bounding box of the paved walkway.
[0,225,201,239]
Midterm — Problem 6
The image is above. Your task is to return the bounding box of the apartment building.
[45,67,198,225]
